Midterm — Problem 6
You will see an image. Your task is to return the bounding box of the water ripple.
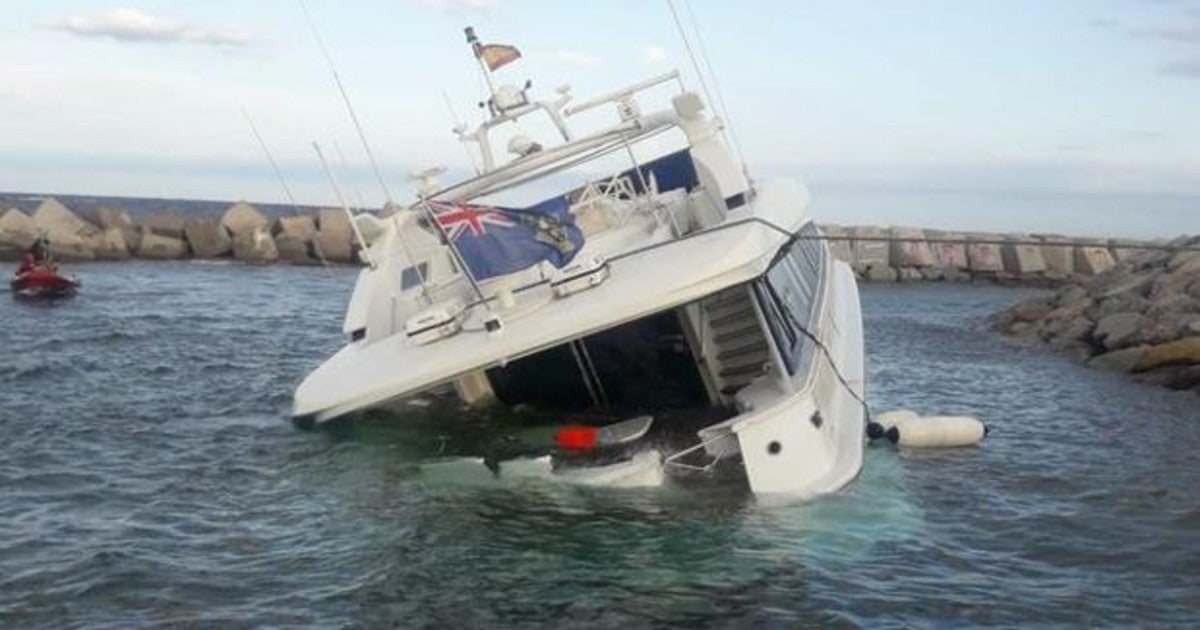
[1,266,1197,627]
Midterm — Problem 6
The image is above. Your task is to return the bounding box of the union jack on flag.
[430,203,515,241]
[426,197,584,281]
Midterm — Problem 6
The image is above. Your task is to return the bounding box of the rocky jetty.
[0,196,359,266]
[991,238,1200,393]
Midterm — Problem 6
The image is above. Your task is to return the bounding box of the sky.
[0,0,1197,237]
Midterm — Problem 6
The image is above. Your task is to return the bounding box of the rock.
[183,218,233,259]
[1088,346,1148,373]
[89,228,131,261]
[1047,317,1094,352]
[861,265,897,283]
[142,210,188,238]
[0,208,39,250]
[1012,296,1055,323]
[966,235,1004,273]
[896,267,924,282]
[920,267,947,281]
[1134,365,1200,390]
[889,227,934,267]
[1167,251,1200,274]
[222,202,270,237]
[943,267,971,283]
[1001,238,1048,275]
[232,226,279,264]
[1133,337,1200,372]
[927,230,969,270]
[1074,246,1116,275]
[275,214,317,240]
[1056,285,1089,308]
[136,232,189,259]
[1146,294,1200,319]
[1093,312,1145,351]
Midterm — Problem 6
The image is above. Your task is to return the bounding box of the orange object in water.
[555,425,599,450]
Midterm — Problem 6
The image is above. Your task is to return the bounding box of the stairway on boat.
[701,286,771,401]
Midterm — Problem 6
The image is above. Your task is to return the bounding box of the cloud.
[1160,57,1200,76]
[410,0,498,13]
[643,45,668,62]
[1131,26,1200,42]
[554,50,602,66]
[46,7,254,48]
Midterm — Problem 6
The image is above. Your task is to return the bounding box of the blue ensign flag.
[429,196,584,280]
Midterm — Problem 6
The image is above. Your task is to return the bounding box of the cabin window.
[760,223,826,375]
[400,262,429,291]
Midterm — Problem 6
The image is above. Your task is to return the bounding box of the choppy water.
[1,262,1197,628]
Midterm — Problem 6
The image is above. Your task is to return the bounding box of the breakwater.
[818,224,1173,286]
[0,197,1178,283]
[992,241,1200,394]
[0,197,356,265]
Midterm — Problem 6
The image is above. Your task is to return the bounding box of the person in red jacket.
[18,250,37,274]
[17,238,49,274]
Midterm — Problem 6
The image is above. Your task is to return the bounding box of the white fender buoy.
[867,409,919,440]
[886,415,987,448]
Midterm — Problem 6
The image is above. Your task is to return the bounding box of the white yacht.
[292,28,866,496]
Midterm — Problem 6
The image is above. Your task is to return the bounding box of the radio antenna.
[242,107,302,215]
[299,0,395,207]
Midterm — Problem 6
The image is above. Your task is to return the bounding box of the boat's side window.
[761,223,826,376]
[400,261,430,291]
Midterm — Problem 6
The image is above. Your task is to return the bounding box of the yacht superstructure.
[292,28,866,496]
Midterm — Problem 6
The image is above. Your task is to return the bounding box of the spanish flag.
[478,43,521,71]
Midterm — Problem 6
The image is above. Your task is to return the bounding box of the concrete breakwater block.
[90,228,131,261]
[315,208,355,263]
[87,207,139,254]
[1037,234,1075,275]
[276,214,317,240]
[33,198,97,237]
[0,208,39,249]
[184,218,233,259]
[222,202,270,237]
[850,226,890,270]
[275,233,319,265]
[137,232,189,259]
[966,234,1004,273]
[232,226,279,264]
[31,199,96,261]
[818,224,853,263]
[1075,243,1117,276]
[926,230,969,270]
[1001,237,1048,275]
[142,210,187,239]
[1109,238,1149,262]
[889,227,934,267]
[314,228,354,263]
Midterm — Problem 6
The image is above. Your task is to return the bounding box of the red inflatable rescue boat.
[10,266,80,298]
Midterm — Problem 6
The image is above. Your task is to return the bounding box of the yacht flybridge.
[292,28,866,496]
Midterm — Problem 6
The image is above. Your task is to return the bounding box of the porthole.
[767,441,782,455]
[810,411,823,428]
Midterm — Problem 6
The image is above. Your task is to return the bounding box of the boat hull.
[10,269,80,299]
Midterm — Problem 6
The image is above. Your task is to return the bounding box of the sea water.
[1,262,1197,627]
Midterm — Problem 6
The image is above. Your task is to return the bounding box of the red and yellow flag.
[478,43,521,71]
